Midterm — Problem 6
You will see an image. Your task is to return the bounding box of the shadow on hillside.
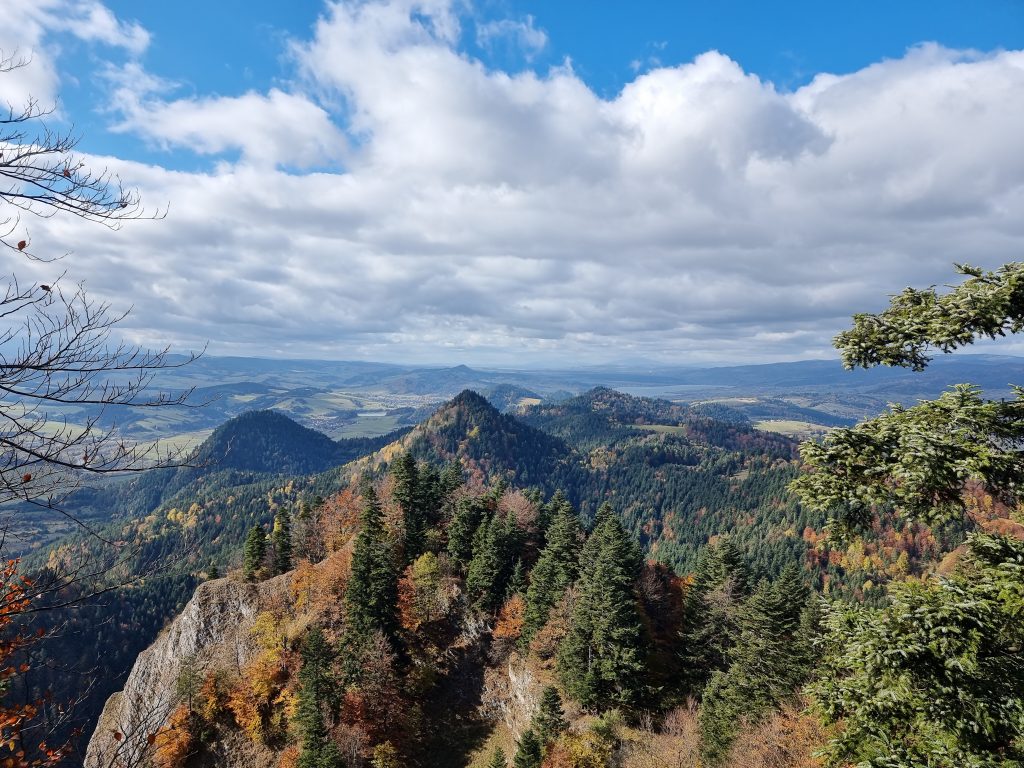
[419,639,491,767]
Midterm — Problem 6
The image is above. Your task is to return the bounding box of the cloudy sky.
[1,0,1022,366]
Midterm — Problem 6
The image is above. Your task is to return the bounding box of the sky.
[0,0,1022,366]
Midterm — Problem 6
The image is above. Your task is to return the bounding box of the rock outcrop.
[85,575,287,768]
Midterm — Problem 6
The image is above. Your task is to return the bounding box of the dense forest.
[4,381,983,765]
[88,455,825,768]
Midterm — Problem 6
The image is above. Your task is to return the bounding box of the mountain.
[192,409,358,475]
[20,387,972,761]
[80,405,829,768]
[481,383,543,413]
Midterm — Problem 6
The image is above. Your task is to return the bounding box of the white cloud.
[54,1,150,55]
[0,1,148,110]
[6,0,1024,366]
[106,64,348,168]
[476,15,548,59]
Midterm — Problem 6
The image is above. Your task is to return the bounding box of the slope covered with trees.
[88,456,825,768]
[11,354,1010,764]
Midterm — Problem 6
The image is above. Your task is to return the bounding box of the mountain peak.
[449,388,494,409]
[197,409,346,475]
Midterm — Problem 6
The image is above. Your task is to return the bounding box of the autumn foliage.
[152,705,195,768]
[493,594,526,640]
[0,560,66,768]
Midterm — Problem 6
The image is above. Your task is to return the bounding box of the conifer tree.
[680,538,751,687]
[466,511,520,612]
[533,686,567,747]
[522,500,582,643]
[439,461,463,500]
[697,568,813,764]
[346,485,399,641]
[507,558,526,599]
[577,503,615,578]
[447,497,484,565]
[513,729,542,768]
[295,628,342,768]
[392,453,426,561]
[697,671,744,765]
[486,746,508,768]
[243,524,267,581]
[537,489,572,539]
[558,510,646,711]
[789,262,1024,767]
[270,507,292,575]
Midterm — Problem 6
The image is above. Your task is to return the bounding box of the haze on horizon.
[1,0,1022,367]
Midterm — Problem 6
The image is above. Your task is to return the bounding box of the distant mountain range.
[111,352,1024,439]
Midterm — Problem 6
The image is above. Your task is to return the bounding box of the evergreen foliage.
[522,499,582,643]
[533,686,567,747]
[697,568,812,764]
[392,453,426,562]
[791,261,1024,767]
[513,729,543,768]
[295,628,342,768]
[447,497,485,565]
[811,534,1024,768]
[270,507,292,575]
[506,558,526,599]
[243,524,267,581]
[486,745,508,768]
[345,485,399,641]
[835,262,1024,371]
[557,509,646,711]
[680,538,751,687]
[466,510,521,612]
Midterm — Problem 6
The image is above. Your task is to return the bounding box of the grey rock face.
[84,577,274,768]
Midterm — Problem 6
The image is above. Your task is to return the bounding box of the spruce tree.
[270,507,293,575]
[533,686,567,747]
[439,461,463,500]
[522,500,582,643]
[392,453,426,561]
[558,511,646,711]
[486,746,508,768]
[680,538,751,688]
[466,511,520,612]
[788,263,1024,767]
[513,729,542,768]
[698,568,813,764]
[507,558,526,599]
[295,628,341,768]
[243,524,267,581]
[577,502,615,578]
[345,485,399,641]
[698,670,744,766]
[537,489,572,539]
[447,497,484,565]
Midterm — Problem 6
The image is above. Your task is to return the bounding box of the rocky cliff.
[85,574,288,768]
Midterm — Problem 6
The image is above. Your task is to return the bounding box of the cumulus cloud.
[0,0,147,110]
[6,0,1024,365]
[106,64,348,168]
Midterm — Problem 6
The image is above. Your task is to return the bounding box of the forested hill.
[339,389,818,580]
[193,409,355,474]
[393,390,571,487]
[21,389,954,761]
[65,410,410,524]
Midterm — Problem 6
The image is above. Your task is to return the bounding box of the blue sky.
[54,1,1024,165]
[1,1,1023,365]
